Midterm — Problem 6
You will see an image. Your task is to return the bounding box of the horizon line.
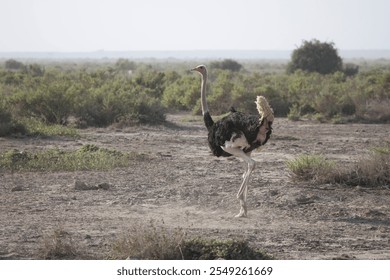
[1,49,390,60]
[1,48,390,53]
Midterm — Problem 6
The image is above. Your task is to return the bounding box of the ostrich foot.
[234,206,247,218]
[234,211,247,218]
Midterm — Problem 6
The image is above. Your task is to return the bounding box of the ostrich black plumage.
[191,64,274,217]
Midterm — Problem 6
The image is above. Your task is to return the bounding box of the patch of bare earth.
[1,115,389,259]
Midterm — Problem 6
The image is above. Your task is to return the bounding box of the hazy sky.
[1,0,389,52]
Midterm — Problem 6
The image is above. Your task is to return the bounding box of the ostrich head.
[191,65,207,77]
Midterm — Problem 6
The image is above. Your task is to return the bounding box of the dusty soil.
[1,115,389,260]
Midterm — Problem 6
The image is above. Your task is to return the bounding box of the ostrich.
[191,65,274,218]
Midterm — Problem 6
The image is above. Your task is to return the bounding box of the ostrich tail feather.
[255,96,274,122]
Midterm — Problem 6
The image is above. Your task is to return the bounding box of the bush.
[287,104,301,121]
[287,39,342,74]
[343,63,359,77]
[110,220,272,260]
[1,60,389,127]
[210,59,243,72]
[336,145,390,187]
[111,221,185,260]
[41,229,79,260]
[19,118,78,137]
[0,67,167,127]
[182,238,272,260]
[351,71,390,122]
[206,71,235,114]
[0,105,27,136]
[0,106,14,136]
[0,145,145,172]
[115,58,136,72]
[162,75,199,111]
[286,154,336,182]
[356,98,390,123]
[287,145,390,187]
[5,59,26,71]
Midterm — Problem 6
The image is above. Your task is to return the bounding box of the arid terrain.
[1,115,389,259]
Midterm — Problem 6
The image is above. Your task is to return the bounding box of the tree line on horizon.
[1,39,390,136]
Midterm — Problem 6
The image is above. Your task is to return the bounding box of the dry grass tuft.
[109,220,272,260]
[360,99,390,123]
[0,144,147,172]
[110,220,186,260]
[336,145,390,187]
[287,144,390,187]
[286,154,336,183]
[41,229,78,260]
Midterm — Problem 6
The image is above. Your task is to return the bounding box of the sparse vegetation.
[19,118,78,137]
[287,104,301,121]
[0,144,146,172]
[110,220,272,260]
[337,144,390,187]
[110,220,186,260]
[182,238,272,260]
[0,106,24,136]
[287,39,342,74]
[40,229,79,260]
[286,154,336,182]
[210,59,243,72]
[2,96,389,260]
[287,144,390,187]
[1,57,389,261]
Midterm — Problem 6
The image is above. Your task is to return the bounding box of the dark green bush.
[287,39,342,74]
[0,145,142,172]
[0,106,13,136]
[0,67,167,128]
[162,75,199,111]
[0,104,27,136]
[182,238,272,260]
[210,59,243,72]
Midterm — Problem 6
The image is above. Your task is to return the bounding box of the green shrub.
[182,238,272,260]
[1,61,390,126]
[210,59,243,72]
[0,145,145,172]
[20,118,78,137]
[207,71,235,115]
[1,67,166,127]
[343,63,359,77]
[0,102,28,136]
[287,104,301,121]
[9,72,72,124]
[286,154,336,182]
[162,75,199,111]
[287,39,342,74]
[287,145,390,187]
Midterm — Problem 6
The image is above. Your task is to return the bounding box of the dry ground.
[1,115,389,259]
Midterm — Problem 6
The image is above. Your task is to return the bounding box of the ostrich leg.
[242,152,252,179]
[222,147,256,218]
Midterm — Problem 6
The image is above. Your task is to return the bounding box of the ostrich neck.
[201,74,209,115]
